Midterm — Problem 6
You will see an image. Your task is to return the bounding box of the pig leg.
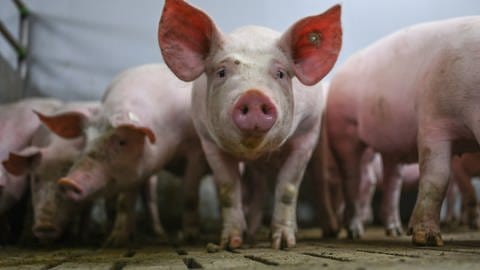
[104,190,138,247]
[328,111,365,239]
[182,150,209,241]
[242,164,268,243]
[311,128,341,238]
[358,172,375,225]
[358,149,377,225]
[312,166,341,238]
[331,141,365,238]
[202,140,245,249]
[143,175,165,237]
[451,159,480,229]
[380,158,404,236]
[443,179,459,225]
[271,131,318,249]
[408,137,451,246]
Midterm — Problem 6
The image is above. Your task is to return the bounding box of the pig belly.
[357,110,417,161]
[357,87,418,162]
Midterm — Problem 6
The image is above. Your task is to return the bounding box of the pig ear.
[113,123,156,144]
[279,4,342,86]
[158,0,222,81]
[2,147,42,176]
[110,112,156,144]
[35,110,87,139]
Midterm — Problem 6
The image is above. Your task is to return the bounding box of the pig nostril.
[261,104,269,115]
[241,105,249,115]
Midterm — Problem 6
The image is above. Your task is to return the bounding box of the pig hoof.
[271,226,296,250]
[347,222,364,239]
[386,227,403,237]
[412,230,444,246]
[183,227,200,243]
[104,231,131,248]
[470,218,480,230]
[410,223,444,246]
[385,224,404,237]
[153,225,166,237]
[220,229,243,250]
[466,207,480,230]
[322,228,340,239]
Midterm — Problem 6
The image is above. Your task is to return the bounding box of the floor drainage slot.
[183,257,203,269]
[244,255,279,266]
[123,250,136,257]
[356,249,420,258]
[176,248,188,255]
[110,261,127,270]
[302,252,352,262]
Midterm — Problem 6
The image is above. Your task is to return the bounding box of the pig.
[326,16,480,246]
[158,0,342,249]
[43,64,208,246]
[2,101,101,243]
[0,98,62,243]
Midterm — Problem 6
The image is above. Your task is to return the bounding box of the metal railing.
[0,0,30,94]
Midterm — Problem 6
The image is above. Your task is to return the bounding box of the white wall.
[1,0,479,101]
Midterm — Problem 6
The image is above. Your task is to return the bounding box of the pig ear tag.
[308,32,322,47]
[128,112,140,123]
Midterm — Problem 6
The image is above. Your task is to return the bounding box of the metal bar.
[13,0,30,18]
[18,12,29,95]
[0,20,26,60]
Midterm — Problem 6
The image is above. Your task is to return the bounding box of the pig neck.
[135,106,193,179]
[289,79,324,138]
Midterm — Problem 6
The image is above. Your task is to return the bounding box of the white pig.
[158,0,342,249]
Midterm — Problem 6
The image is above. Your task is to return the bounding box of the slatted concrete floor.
[1,227,480,269]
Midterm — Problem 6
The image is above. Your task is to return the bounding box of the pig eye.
[118,139,127,146]
[276,70,285,79]
[216,67,226,78]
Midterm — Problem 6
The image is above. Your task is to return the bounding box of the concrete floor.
[1,226,479,270]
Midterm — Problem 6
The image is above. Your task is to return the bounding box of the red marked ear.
[158,0,222,81]
[279,4,342,86]
[35,110,87,139]
[2,147,42,176]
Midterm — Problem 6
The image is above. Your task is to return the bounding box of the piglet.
[42,64,208,246]
[3,101,100,243]
[158,0,342,249]
[0,98,61,244]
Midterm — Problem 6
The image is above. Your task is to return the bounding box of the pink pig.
[43,64,208,246]
[158,0,342,249]
[3,102,100,243]
[326,16,480,246]
[0,98,61,243]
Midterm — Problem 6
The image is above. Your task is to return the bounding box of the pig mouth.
[33,223,61,241]
[240,135,264,149]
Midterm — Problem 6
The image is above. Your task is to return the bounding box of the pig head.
[39,108,155,202]
[158,0,341,159]
[2,102,100,242]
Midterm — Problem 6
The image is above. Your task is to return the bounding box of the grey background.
[1,0,479,101]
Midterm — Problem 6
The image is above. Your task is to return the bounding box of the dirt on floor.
[1,226,479,270]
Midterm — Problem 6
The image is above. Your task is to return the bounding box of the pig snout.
[232,90,277,136]
[58,177,86,201]
[33,222,60,240]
